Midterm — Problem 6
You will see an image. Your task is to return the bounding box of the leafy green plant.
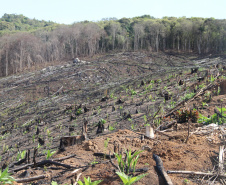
[37,143,42,150]
[100,118,106,124]
[182,92,195,101]
[145,84,152,91]
[104,138,110,149]
[217,86,221,95]
[110,92,114,99]
[127,118,132,122]
[210,74,216,82]
[198,107,226,125]
[109,125,115,131]
[0,167,15,184]
[46,150,56,160]
[77,177,102,185]
[76,108,82,115]
[170,98,176,108]
[199,83,205,89]
[16,150,26,161]
[154,118,161,127]
[90,158,98,165]
[32,134,36,143]
[114,150,143,174]
[183,178,190,184]
[201,102,208,109]
[51,181,58,185]
[47,129,51,137]
[2,144,8,153]
[116,172,147,185]
[143,115,147,123]
[130,89,137,96]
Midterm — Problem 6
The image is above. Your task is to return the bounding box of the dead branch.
[15,175,46,183]
[167,170,226,178]
[74,173,82,185]
[9,155,77,173]
[53,86,63,96]
[52,154,76,162]
[158,120,177,131]
[36,160,75,169]
[153,154,173,185]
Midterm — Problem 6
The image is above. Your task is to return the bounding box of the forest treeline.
[0,14,226,77]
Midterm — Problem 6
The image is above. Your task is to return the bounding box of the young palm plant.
[116,172,147,185]
[114,150,147,185]
[0,167,15,184]
[77,177,102,185]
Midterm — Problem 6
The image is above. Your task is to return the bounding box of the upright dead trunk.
[5,48,8,76]
[188,38,191,52]
[177,35,180,51]
[19,41,24,72]
[156,31,159,52]
[197,36,201,54]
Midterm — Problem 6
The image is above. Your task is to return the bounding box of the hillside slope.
[0,52,225,185]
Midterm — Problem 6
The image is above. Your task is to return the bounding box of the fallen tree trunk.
[153,154,173,185]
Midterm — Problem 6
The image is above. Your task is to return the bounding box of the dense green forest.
[0,13,57,34]
[0,13,226,77]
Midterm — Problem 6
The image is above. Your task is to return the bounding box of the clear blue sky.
[0,0,225,24]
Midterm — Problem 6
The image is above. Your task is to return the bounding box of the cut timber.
[153,154,173,185]
[167,170,226,178]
